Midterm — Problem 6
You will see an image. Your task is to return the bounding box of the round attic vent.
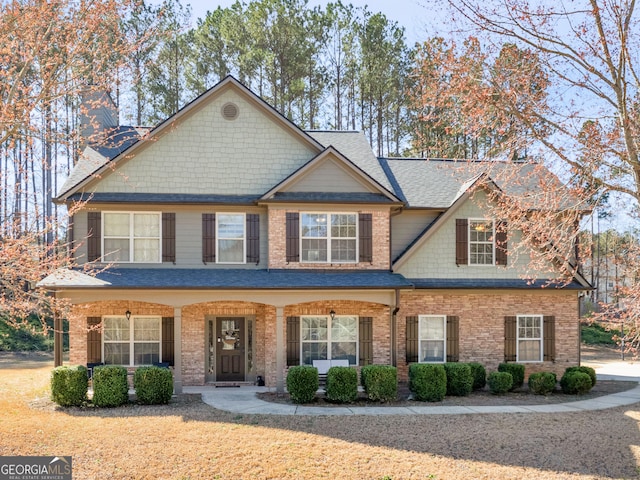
[222,102,239,120]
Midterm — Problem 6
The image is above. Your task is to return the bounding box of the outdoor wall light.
[329,310,336,320]
[125,310,131,320]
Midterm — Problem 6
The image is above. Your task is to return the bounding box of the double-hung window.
[517,315,543,362]
[103,315,161,366]
[301,213,357,263]
[469,219,494,265]
[103,212,161,263]
[419,315,446,362]
[217,213,245,263]
[301,315,358,365]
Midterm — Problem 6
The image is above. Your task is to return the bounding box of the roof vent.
[222,102,239,121]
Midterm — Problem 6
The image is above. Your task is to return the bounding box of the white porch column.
[174,307,182,393]
[276,306,284,394]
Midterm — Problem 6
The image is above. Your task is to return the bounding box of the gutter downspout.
[53,291,63,367]
[391,288,400,367]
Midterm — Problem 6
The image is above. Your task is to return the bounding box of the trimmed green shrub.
[92,365,129,407]
[50,365,88,407]
[564,366,597,387]
[360,365,397,402]
[443,363,473,397]
[409,363,447,402]
[468,362,486,391]
[488,371,513,395]
[528,372,557,395]
[498,363,525,390]
[133,366,174,405]
[286,365,318,404]
[560,370,593,395]
[325,366,358,403]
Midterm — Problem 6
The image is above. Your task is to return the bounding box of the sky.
[180,0,440,46]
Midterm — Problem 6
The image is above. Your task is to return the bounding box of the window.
[301,315,358,365]
[469,219,494,265]
[103,212,161,263]
[103,316,161,366]
[301,213,357,263]
[419,315,446,362]
[217,213,245,263]
[517,315,542,362]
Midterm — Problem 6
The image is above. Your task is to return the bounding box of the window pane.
[302,342,327,365]
[420,317,444,340]
[519,340,541,361]
[302,317,327,341]
[104,317,130,341]
[133,238,159,262]
[134,343,159,365]
[134,317,160,341]
[104,213,130,236]
[133,214,159,237]
[104,343,129,365]
[330,214,356,238]
[331,316,357,341]
[331,239,356,262]
[301,238,327,262]
[421,340,445,362]
[218,214,244,238]
[331,342,356,363]
[301,214,327,237]
[218,239,244,263]
[103,239,130,262]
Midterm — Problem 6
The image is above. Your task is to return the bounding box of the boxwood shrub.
[92,365,129,407]
[286,365,318,404]
[409,363,447,402]
[564,366,597,387]
[560,370,593,395]
[487,371,513,395]
[498,363,525,390]
[444,363,473,397]
[360,365,397,402]
[134,366,174,405]
[468,362,486,390]
[50,365,88,407]
[528,372,557,395]
[325,366,358,403]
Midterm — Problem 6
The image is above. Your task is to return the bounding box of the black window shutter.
[456,218,468,266]
[162,317,175,366]
[358,213,373,263]
[87,212,101,262]
[446,316,459,362]
[202,213,216,263]
[504,316,517,362]
[246,214,260,264]
[286,212,299,263]
[495,220,508,266]
[543,316,556,361]
[162,213,176,263]
[87,317,102,364]
[68,214,75,261]
[286,316,300,366]
[359,317,373,366]
[406,316,418,363]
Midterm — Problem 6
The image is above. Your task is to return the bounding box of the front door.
[215,317,245,382]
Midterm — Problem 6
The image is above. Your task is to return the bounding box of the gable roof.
[56,76,325,202]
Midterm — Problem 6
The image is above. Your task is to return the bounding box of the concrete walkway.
[184,362,640,416]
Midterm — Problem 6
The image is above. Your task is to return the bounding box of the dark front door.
[216,317,245,382]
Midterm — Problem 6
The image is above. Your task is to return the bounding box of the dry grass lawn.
[1,353,640,480]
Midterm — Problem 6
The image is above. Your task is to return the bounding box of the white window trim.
[516,314,543,363]
[418,315,446,363]
[102,315,163,367]
[215,212,246,264]
[300,315,359,366]
[300,212,358,264]
[468,218,495,266]
[101,211,162,263]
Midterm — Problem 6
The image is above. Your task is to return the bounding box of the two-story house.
[41,76,591,392]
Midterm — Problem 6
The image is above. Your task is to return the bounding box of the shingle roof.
[267,192,396,204]
[67,193,261,205]
[409,278,588,289]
